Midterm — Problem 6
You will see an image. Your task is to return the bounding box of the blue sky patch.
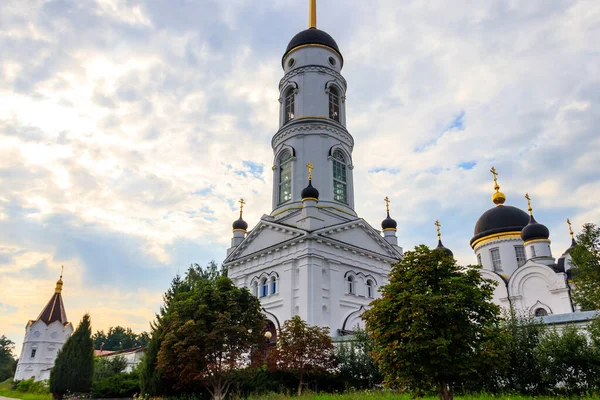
[459,161,477,170]
[368,167,400,174]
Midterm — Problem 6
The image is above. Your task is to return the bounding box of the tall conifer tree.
[50,313,94,398]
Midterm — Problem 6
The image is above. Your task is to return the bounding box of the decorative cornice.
[272,120,354,149]
[472,231,522,250]
[524,239,552,246]
[279,64,347,91]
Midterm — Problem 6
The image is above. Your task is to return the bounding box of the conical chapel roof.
[35,274,68,325]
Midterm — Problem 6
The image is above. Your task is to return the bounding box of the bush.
[91,371,140,398]
[14,378,50,394]
[93,356,127,382]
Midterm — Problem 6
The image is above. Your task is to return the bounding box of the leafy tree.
[364,245,501,400]
[268,316,337,395]
[570,223,600,310]
[0,335,17,382]
[157,276,265,400]
[50,314,94,398]
[93,356,127,382]
[93,327,149,351]
[336,327,382,389]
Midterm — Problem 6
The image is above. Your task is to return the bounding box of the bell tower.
[271,0,355,218]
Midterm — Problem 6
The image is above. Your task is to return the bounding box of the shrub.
[92,371,140,399]
[93,356,127,382]
[14,378,50,394]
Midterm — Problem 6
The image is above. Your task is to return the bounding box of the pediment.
[315,219,402,260]
[224,221,306,264]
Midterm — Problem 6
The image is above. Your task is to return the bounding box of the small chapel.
[223,0,595,337]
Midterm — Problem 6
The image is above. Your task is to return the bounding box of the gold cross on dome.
[567,218,574,238]
[525,193,532,215]
[60,265,64,279]
[306,162,314,180]
[490,166,500,191]
[384,196,390,213]
[238,198,246,216]
[435,220,441,240]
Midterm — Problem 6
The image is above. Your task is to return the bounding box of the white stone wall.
[475,237,523,277]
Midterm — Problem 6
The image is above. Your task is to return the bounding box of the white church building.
[223,0,595,338]
[14,272,73,381]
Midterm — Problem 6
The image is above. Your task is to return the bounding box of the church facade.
[223,0,593,336]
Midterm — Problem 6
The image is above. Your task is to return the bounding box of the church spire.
[490,166,506,206]
[309,0,317,29]
[36,267,68,325]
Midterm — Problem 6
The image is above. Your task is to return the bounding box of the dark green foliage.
[139,329,169,396]
[0,335,17,382]
[364,245,501,400]
[14,378,50,394]
[93,356,127,382]
[92,327,149,351]
[571,223,600,310]
[336,328,383,390]
[535,324,600,394]
[50,314,94,398]
[91,369,140,398]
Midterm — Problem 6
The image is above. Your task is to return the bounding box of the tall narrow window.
[531,245,536,257]
[261,278,268,298]
[490,248,502,271]
[270,276,277,294]
[30,349,36,358]
[347,276,355,295]
[515,245,526,267]
[252,281,258,297]
[284,87,295,123]
[366,280,374,298]
[332,150,347,203]
[477,253,482,266]
[278,151,292,204]
[329,86,340,122]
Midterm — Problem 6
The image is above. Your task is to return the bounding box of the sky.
[1,0,599,354]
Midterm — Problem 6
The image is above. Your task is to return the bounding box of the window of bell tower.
[284,87,295,124]
[278,151,292,204]
[329,86,340,122]
[332,150,347,203]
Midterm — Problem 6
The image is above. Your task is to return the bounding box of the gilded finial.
[55,265,64,294]
[525,193,532,216]
[306,162,314,181]
[435,220,441,241]
[384,196,390,215]
[309,0,317,29]
[238,198,246,217]
[567,218,574,239]
[490,166,506,206]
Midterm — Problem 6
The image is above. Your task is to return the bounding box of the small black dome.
[521,215,550,242]
[471,205,530,247]
[301,180,319,201]
[232,217,248,231]
[436,240,454,258]
[283,28,343,65]
[381,213,397,231]
[562,238,577,256]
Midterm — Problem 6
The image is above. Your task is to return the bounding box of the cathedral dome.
[381,213,397,231]
[283,28,343,65]
[521,215,550,243]
[301,181,319,201]
[232,217,248,232]
[470,205,530,247]
[436,240,454,258]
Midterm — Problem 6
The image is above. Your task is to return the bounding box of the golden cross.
[384,196,390,214]
[238,198,246,216]
[567,218,574,238]
[306,162,314,180]
[525,193,532,215]
[309,0,317,29]
[435,220,441,240]
[490,166,500,191]
[60,265,64,279]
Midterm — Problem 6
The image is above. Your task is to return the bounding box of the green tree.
[0,335,17,381]
[50,314,94,398]
[336,327,382,389]
[93,326,150,351]
[157,276,265,400]
[364,245,501,400]
[269,316,337,395]
[570,223,600,310]
[93,356,127,382]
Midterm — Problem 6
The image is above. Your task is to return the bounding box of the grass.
[0,379,52,400]
[244,393,600,400]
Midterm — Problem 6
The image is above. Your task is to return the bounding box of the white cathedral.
[223,0,595,338]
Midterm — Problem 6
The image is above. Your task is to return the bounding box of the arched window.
[284,87,295,123]
[270,276,277,294]
[332,150,347,203]
[366,280,374,298]
[278,151,292,204]
[261,278,268,297]
[534,308,548,317]
[252,281,258,297]
[347,275,355,295]
[329,86,340,122]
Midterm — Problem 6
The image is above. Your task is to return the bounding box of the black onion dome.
[283,28,343,66]
[470,205,530,247]
[562,238,577,256]
[301,180,319,200]
[232,217,248,231]
[381,212,397,231]
[436,240,454,258]
[521,215,550,242]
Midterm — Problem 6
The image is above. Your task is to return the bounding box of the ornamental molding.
[272,121,354,149]
[279,65,347,91]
